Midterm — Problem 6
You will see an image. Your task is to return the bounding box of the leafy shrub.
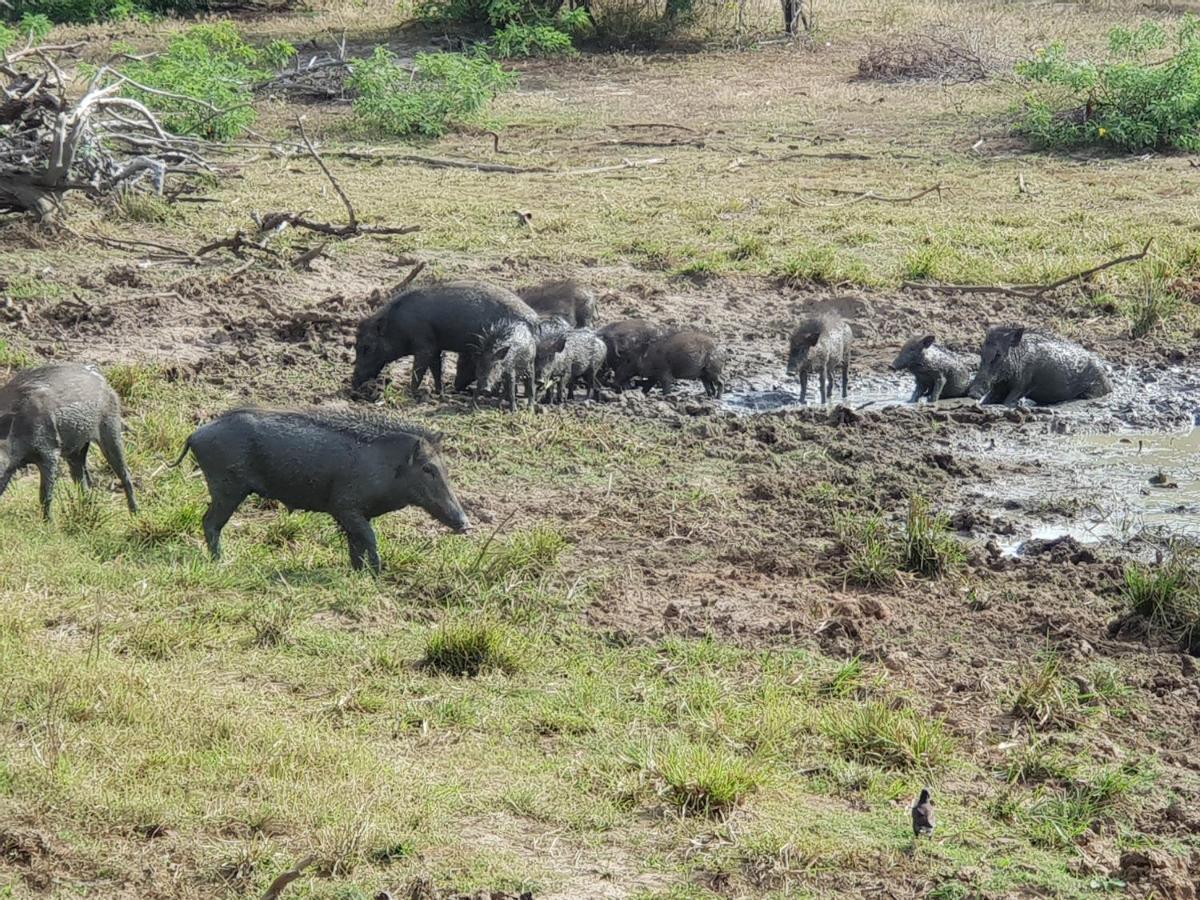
[418,0,588,58]
[118,23,291,140]
[0,13,51,50]
[493,22,576,58]
[348,48,515,138]
[1015,18,1200,152]
[5,0,197,24]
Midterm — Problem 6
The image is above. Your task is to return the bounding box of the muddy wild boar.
[474,320,538,412]
[352,280,538,395]
[0,363,137,519]
[968,326,1112,406]
[890,335,979,402]
[517,280,597,328]
[637,329,726,398]
[171,407,469,571]
[597,319,667,390]
[787,315,852,404]
[535,328,608,403]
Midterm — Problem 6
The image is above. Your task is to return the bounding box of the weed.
[902,496,964,578]
[820,657,870,698]
[837,513,900,588]
[348,48,515,138]
[1003,738,1077,785]
[126,501,203,548]
[1018,761,1152,848]
[1010,655,1083,729]
[246,600,297,648]
[109,192,177,225]
[901,242,949,280]
[822,700,952,771]
[105,363,164,404]
[0,339,34,370]
[58,485,114,536]
[421,617,523,676]
[1125,265,1182,339]
[648,739,760,816]
[1016,18,1200,152]
[1123,549,1200,640]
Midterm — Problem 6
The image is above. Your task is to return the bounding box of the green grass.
[821,700,953,772]
[1123,549,1200,645]
[648,738,761,817]
[838,513,900,588]
[902,496,965,579]
[421,617,525,676]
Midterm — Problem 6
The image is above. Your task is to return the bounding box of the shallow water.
[724,364,1200,553]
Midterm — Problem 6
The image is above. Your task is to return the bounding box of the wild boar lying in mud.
[474,320,539,412]
[172,408,469,572]
[636,329,726,398]
[0,363,137,519]
[597,319,667,390]
[787,315,852,404]
[968,326,1112,406]
[891,335,979,402]
[352,280,537,395]
[517,279,597,328]
[535,328,608,403]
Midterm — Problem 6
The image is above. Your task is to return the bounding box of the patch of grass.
[1017,761,1153,849]
[245,599,298,648]
[900,241,950,280]
[837,513,900,588]
[421,617,524,676]
[776,246,870,287]
[5,274,64,301]
[0,338,35,369]
[648,738,760,817]
[1124,265,1182,339]
[1123,549,1200,643]
[105,362,165,404]
[1003,738,1078,785]
[126,501,204,548]
[822,700,952,771]
[902,496,964,579]
[820,656,872,698]
[109,192,178,225]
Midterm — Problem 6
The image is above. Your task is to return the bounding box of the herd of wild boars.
[0,275,1116,569]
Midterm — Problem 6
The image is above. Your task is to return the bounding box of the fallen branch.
[788,183,942,207]
[252,119,421,241]
[395,260,426,291]
[901,239,1154,299]
[325,149,549,174]
[261,855,316,900]
[549,157,666,177]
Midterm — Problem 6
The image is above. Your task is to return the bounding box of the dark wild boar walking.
[518,280,597,328]
[968,326,1111,406]
[637,329,726,398]
[474,321,538,412]
[597,319,667,389]
[891,335,979,402]
[535,328,608,403]
[172,408,469,571]
[0,363,137,519]
[787,315,852,404]
[352,280,537,395]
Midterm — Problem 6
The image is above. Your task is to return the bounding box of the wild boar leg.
[799,370,809,403]
[98,417,137,512]
[339,513,380,572]
[202,487,248,560]
[66,446,91,489]
[36,453,59,520]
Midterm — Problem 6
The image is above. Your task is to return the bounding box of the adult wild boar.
[352,280,538,395]
[891,335,978,402]
[597,319,666,389]
[968,326,1111,406]
[0,363,137,519]
[518,280,597,327]
[172,407,470,571]
[637,329,726,398]
[787,315,852,404]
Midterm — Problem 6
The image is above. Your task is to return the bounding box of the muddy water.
[724,364,1200,553]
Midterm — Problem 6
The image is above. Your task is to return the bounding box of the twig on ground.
[788,183,942,207]
[325,150,550,174]
[901,239,1154,299]
[261,855,316,900]
[296,115,356,232]
[395,260,426,290]
[612,122,700,133]
[551,157,666,177]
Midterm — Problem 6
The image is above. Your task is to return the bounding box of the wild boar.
[517,280,597,327]
[787,315,852,404]
[968,326,1111,406]
[637,329,726,398]
[890,335,978,402]
[172,407,469,571]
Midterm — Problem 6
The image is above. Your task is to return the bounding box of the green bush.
[0,13,51,50]
[418,0,588,58]
[118,23,293,140]
[348,48,515,138]
[1015,17,1200,152]
[4,0,195,24]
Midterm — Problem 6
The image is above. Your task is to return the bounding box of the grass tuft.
[837,513,900,588]
[649,739,760,817]
[902,496,964,578]
[421,617,524,676]
[822,700,952,771]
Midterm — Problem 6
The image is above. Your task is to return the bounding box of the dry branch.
[252,117,420,242]
[901,239,1153,299]
[261,855,316,900]
[788,183,942,207]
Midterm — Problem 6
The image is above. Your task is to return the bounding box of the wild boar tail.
[168,436,192,469]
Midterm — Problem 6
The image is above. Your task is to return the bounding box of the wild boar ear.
[553,335,568,354]
[495,344,511,359]
[407,439,422,467]
[805,333,820,347]
[1009,327,1025,347]
[921,334,935,348]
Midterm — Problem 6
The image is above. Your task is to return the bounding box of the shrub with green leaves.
[118,23,294,140]
[0,13,51,50]
[1015,17,1200,152]
[348,48,515,138]
[418,0,588,58]
[5,0,196,24]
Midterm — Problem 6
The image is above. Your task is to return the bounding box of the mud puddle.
[726,364,1200,554]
